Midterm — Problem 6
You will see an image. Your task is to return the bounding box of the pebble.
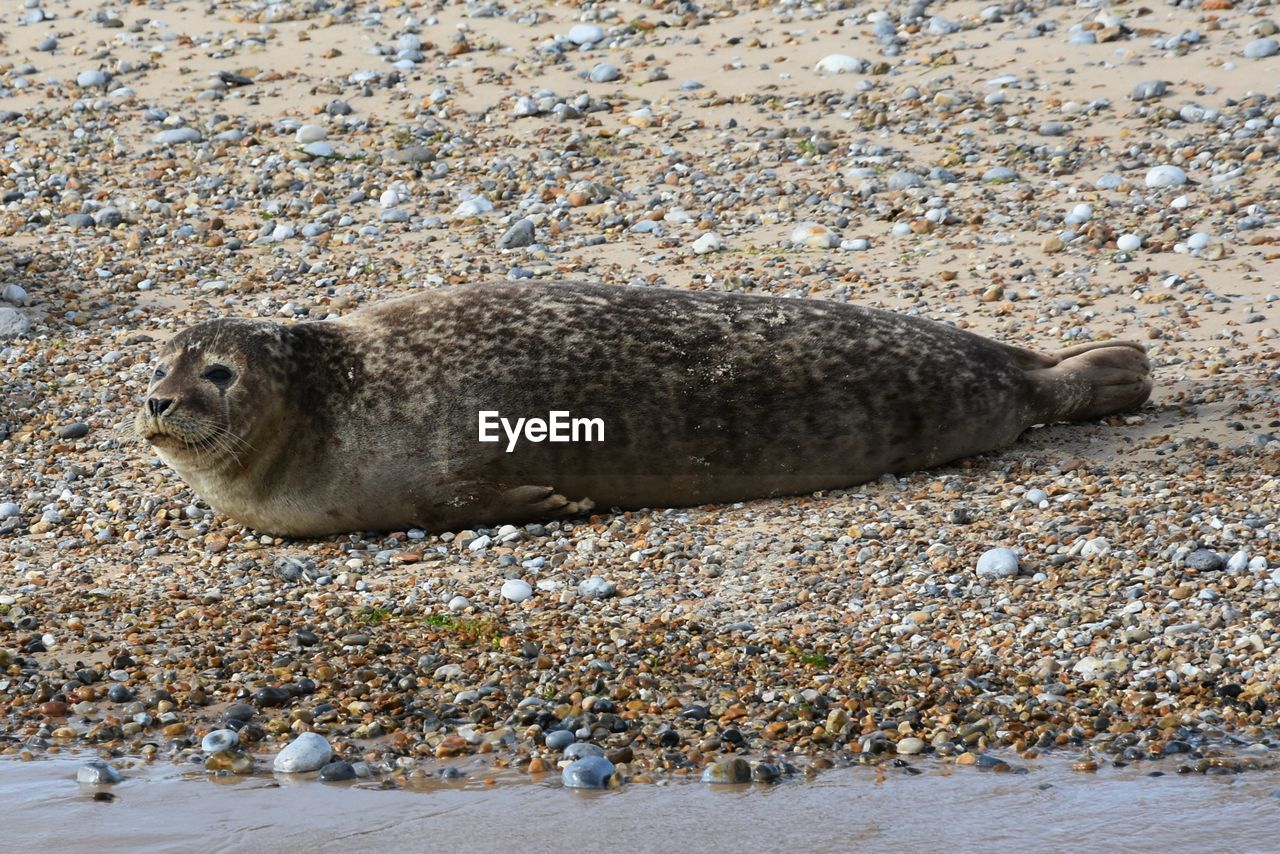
[897,737,926,755]
[500,579,533,603]
[201,729,240,753]
[1186,550,1224,572]
[1116,234,1143,252]
[295,125,326,144]
[75,70,107,88]
[1130,80,1167,102]
[55,423,89,440]
[1244,39,1279,59]
[589,64,620,84]
[561,755,614,789]
[567,24,604,46]
[814,55,865,74]
[76,761,122,784]
[153,128,202,145]
[976,548,1019,579]
[983,167,1018,183]
[691,232,724,254]
[497,218,535,250]
[318,761,357,782]
[0,307,31,338]
[1,284,28,305]
[701,758,752,784]
[273,732,333,773]
[578,576,617,599]
[545,730,576,751]
[1145,166,1187,189]
[790,222,838,249]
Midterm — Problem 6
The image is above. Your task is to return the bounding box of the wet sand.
[4,752,1280,854]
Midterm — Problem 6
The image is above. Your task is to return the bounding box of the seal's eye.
[152,366,166,381]
[202,365,235,388]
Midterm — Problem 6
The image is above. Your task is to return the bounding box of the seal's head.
[135,318,290,474]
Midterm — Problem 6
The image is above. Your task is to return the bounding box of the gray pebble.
[562,755,614,788]
[1244,38,1279,59]
[544,730,576,751]
[589,63,620,83]
[153,128,202,145]
[498,218,535,249]
[1130,80,1167,102]
[201,729,240,753]
[55,423,89,440]
[77,761,122,784]
[563,742,605,760]
[75,70,107,88]
[1186,549,1224,572]
[577,576,616,599]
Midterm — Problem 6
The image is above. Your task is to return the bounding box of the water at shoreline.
[4,753,1278,853]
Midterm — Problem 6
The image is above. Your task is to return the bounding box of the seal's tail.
[1026,341,1152,424]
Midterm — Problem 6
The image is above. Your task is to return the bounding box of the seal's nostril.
[147,397,174,417]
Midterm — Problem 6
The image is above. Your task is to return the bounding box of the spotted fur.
[135,282,1151,536]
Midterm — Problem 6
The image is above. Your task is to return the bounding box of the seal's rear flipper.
[1028,341,1152,424]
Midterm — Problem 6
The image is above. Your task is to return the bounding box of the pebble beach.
[1,0,1280,839]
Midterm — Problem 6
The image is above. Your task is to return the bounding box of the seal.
[135,282,1152,536]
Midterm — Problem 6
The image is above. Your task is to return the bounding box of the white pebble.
[1187,232,1210,251]
[1116,234,1142,252]
[790,222,838,249]
[273,732,332,773]
[691,232,724,254]
[1144,165,1187,189]
[295,124,326,144]
[976,548,1019,579]
[501,579,533,603]
[447,595,470,612]
[814,54,865,74]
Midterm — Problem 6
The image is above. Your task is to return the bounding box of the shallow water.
[4,755,1279,853]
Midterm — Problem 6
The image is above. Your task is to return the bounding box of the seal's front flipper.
[501,485,596,520]
[1028,341,1152,424]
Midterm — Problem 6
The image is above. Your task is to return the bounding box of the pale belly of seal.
[291,282,1150,532]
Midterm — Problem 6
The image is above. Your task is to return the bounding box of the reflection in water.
[2,754,1278,854]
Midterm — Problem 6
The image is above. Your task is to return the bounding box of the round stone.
[1116,234,1142,252]
[976,548,1019,579]
[701,757,752,784]
[1025,489,1048,504]
[562,755,614,788]
[0,307,32,339]
[897,737,926,755]
[589,63,620,83]
[318,760,357,781]
[447,595,469,612]
[691,232,724,254]
[545,730,576,751]
[500,579,533,602]
[1244,38,1279,59]
[983,167,1017,183]
[1186,549,1224,572]
[1130,80,1167,101]
[1187,232,1210,251]
[790,222,838,249]
[76,70,107,87]
[202,729,240,753]
[567,24,604,45]
[1144,165,1187,188]
[563,742,605,760]
[814,54,865,74]
[295,124,326,144]
[273,732,333,772]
